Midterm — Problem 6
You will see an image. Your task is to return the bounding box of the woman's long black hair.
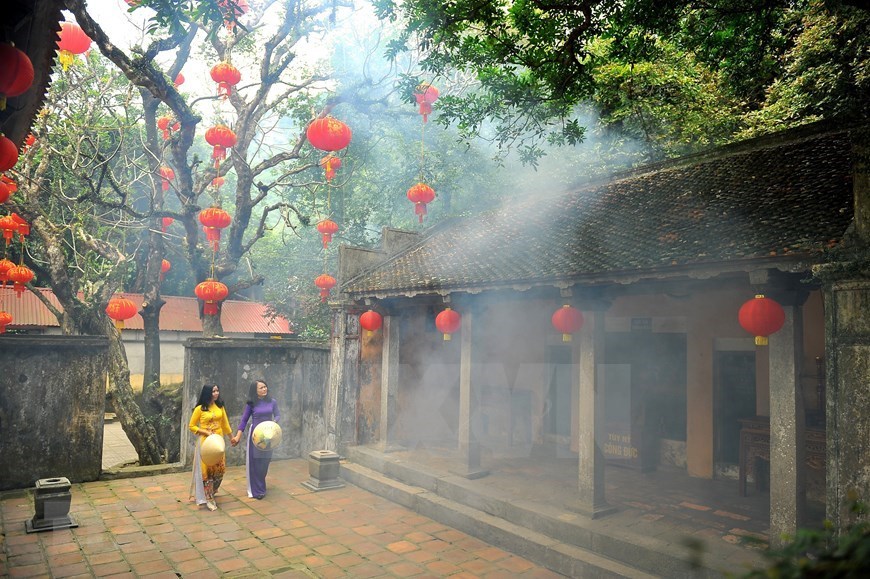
[197,384,225,411]
[246,380,273,406]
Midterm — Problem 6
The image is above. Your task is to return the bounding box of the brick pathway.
[0,460,564,578]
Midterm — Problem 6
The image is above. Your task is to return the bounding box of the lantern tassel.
[756,336,768,346]
[114,319,125,330]
[415,203,427,223]
[562,333,571,342]
[0,97,6,111]
[443,333,451,341]
[204,301,217,316]
[59,50,74,71]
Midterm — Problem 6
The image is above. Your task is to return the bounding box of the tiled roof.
[343,125,855,297]
[1,289,292,334]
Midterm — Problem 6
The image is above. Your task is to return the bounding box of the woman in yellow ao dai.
[189,384,232,511]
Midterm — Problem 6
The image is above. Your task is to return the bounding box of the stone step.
[341,461,657,579]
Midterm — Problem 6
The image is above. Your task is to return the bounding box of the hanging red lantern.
[212,175,225,189]
[174,72,185,87]
[407,183,435,224]
[204,124,237,169]
[7,264,34,297]
[306,117,352,152]
[195,279,229,315]
[161,217,174,232]
[160,259,171,281]
[435,307,461,341]
[23,134,36,150]
[0,43,34,111]
[56,21,92,71]
[0,135,18,171]
[314,274,336,302]
[199,207,232,251]
[319,155,342,182]
[0,310,12,333]
[0,181,9,204]
[157,115,175,140]
[0,258,14,287]
[316,219,339,249]
[159,166,175,192]
[1,174,17,194]
[551,305,584,342]
[414,83,439,123]
[359,309,383,335]
[738,294,785,346]
[211,62,241,98]
[218,0,249,29]
[10,213,29,241]
[105,296,138,330]
[0,215,17,245]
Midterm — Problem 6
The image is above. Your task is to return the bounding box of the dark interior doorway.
[714,350,757,465]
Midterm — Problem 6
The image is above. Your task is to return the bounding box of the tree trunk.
[106,321,164,465]
[141,298,164,405]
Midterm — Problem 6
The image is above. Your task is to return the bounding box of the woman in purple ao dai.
[231,380,280,499]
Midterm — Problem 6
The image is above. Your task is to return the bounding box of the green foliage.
[742,500,870,578]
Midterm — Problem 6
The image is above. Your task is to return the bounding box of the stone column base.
[301,450,346,492]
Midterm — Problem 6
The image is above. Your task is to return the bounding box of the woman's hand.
[200,429,213,437]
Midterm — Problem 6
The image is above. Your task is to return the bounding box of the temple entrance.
[714,350,757,470]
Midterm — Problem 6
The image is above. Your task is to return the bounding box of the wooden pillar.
[453,308,488,479]
[575,309,614,518]
[769,301,806,544]
[380,313,402,451]
[324,307,346,452]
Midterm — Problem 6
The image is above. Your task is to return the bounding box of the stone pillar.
[575,309,614,518]
[324,307,346,452]
[453,308,488,479]
[769,301,806,544]
[820,277,870,529]
[380,313,402,451]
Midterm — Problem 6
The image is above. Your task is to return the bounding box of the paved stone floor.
[0,460,564,578]
[101,422,138,471]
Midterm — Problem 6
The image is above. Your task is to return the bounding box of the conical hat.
[252,420,282,451]
[201,434,226,466]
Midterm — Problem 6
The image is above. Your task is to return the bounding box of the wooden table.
[738,416,825,496]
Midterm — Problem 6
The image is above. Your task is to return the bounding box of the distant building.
[2,289,292,387]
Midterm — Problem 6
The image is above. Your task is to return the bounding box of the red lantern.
[2,174,18,194]
[0,181,9,204]
[316,219,339,249]
[24,134,36,149]
[0,310,12,333]
[195,279,229,315]
[0,43,34,111]
[105,296,138,330]
[359,309,383,335]
[306,117,352,152]
[161,217,174,232]
[160,258,171,281]
[319,155,342,181]
[211,62,241,98]
[157,115,176,140]
[7,264,34,297]
[407,183,435,223]
[0,258,14,287]
[204,124,237,169]
[10,213,29,241]
[159,166,175,192]
[0,215,17,245]
[414,83,439,123]
[199,207,232,251]
[435,307,461,341]
[551,305,584,342]
[314,274,336,302]
[174,72,185,87]
[738,294,786,346]
[56,22,92,71]
[212,175,225,189]
[218,0,249,29]
[0,135,18,171]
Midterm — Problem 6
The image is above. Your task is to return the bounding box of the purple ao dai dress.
[237,398,280,499]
